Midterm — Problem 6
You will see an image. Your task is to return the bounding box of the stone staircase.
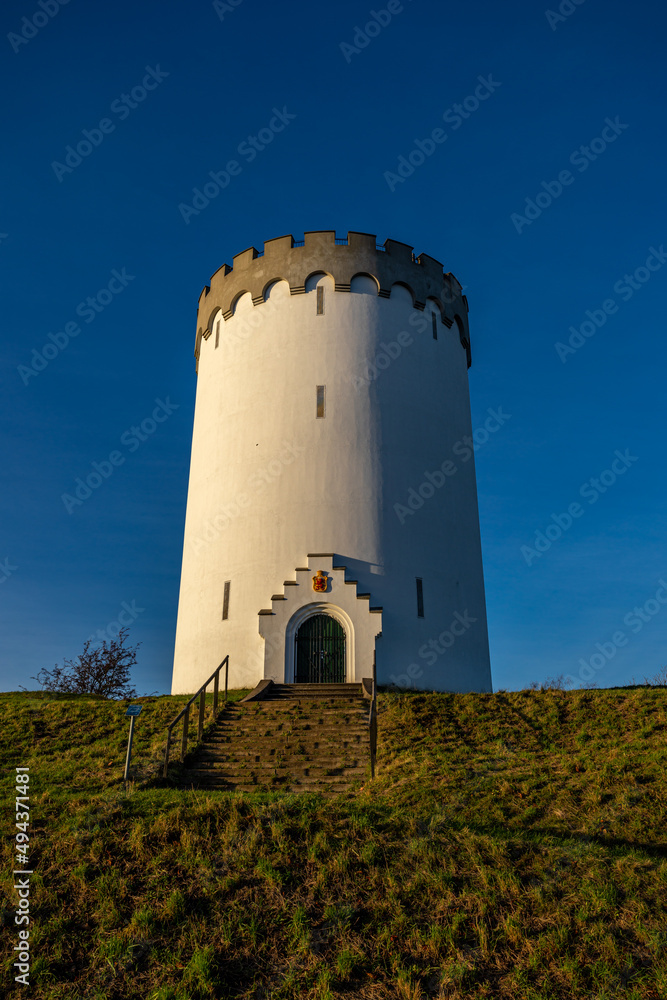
[180,683,371,793]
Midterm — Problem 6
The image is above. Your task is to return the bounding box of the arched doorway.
[295,614,346,683]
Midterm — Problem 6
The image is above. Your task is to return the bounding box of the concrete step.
[202,738,365,751]
[204,752,368,766]
[195,763,363,774]
[196,737,366,751]
[206,726,367,736]
[224,710,368,720]
[207,726,368,739]
[200,745,365,757]
[223,722,366,731]
[270,683,363,691]
[209,712,368,734]
[251,700,367,710]
[184,781,360,794]
[217,726,367,736]
[194,770,365,782]
[202,747,366,759]
[196,769,362,778]
[241,701,367,710]
[187,764,365,776]
[207,725,367,736]
[193,752,365,766]
[265,684,364,699]
[184,771,365,787]
[220,705,367,714]
[193,740,366,754]
[227,709,367,720]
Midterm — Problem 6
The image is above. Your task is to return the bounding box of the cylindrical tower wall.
[172,231,491,694]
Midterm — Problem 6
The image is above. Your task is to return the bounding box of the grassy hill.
[1,686,666,999]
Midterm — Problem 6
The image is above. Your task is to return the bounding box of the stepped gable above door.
[258,554,382,684]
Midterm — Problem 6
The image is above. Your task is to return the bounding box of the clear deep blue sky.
[2,0,666,695]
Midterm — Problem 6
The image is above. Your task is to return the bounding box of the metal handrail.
[368,652,377,779]
[163,656,229,777]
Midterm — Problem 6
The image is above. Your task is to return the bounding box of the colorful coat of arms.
[312,570,328,593]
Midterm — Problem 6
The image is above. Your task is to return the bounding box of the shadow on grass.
[437,813,667,860]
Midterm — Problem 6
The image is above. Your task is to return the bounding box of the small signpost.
[124,705,142,781]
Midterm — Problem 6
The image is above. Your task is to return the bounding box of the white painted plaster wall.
[171,275,491,694]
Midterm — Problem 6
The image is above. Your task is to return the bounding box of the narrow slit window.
[316,286,324,315]
[215,318,220,348]
[316,385,326,418]
[432,312,438,340]
[222,580,231,620]
[416,577,424,618]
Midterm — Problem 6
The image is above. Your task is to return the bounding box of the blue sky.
[2,0,666,695]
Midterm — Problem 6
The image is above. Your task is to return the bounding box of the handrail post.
[225,657,229,707]
[163,725,172,778]
[198,687,206,740]
[370,651,377,779]
[181,705,189,763]
[370,705,377,779]
[213,670,219,718]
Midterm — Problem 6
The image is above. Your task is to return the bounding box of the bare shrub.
[641,665,667,687]
[529,674,571,692]
[31,627,139,699]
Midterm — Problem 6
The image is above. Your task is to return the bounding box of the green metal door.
[295,614,346,683]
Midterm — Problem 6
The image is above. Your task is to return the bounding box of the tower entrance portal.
[295,614,346,683]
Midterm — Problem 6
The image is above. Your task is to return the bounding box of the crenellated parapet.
[194,230,471,367]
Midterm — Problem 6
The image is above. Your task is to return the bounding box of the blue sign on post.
[124,705,142,778]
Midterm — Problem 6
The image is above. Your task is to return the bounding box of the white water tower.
[171,230,492,694]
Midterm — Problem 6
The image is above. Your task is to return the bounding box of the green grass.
[1,686,666,998]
